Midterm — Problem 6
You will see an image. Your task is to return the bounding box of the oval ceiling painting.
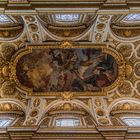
[16,47,118,93]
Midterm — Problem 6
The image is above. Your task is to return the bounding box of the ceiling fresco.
[8,41,125,97]
[0,1,140,138]
[16,47,118,92]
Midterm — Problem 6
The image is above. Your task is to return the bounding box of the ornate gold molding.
[10,41,126,97]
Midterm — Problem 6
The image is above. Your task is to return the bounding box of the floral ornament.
[0,43,15,61]
[117,44,132,58]
[118,81,132,95]
[1,81,16,97]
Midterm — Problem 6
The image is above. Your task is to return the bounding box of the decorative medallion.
[0,43,15,61]
[0,55,5,66]
[94,97,102,107]
[28,24,38,32]
[95,33,102,42]
[33,98,40,107]
[117,44,132,58]
[32,34,40,42]
[96,108,105,116]
[97,23,106,31]
[118,81,132,95]
[0,75,5,87]
[30,109,39,117]
[98,118,109,125]
[1,81,16,97]
[27,118,37,125]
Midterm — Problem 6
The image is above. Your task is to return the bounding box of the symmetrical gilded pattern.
[0,9,140,139]
[7,41,126,97]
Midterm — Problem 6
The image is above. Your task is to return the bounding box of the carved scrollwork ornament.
[122,103,131,110]
[96,108,105,117]
[60,41,75,49]
[63,103,72,111]
[1,103,12,111]
[61,92,73,101]
[94,97,102,107]
[2,65,11,77]
[97,23,106,31]
[118,81,132,96]
[134,63,140,77]
[125,64,133,78]
[95,33,102,42]
[136,82,140,93]
[0,43,16,61]
[32,34,40,42]
[1,80,16,97]
[8,62,17,81]
[124,30,132,37]
[98,118,110,125]
[26,118,37,126]
[0,55,6,66]
[0,73,5,87]
[111,102,140,116]
[0,103,23,113]
[117,44,133,58]
[129,54,139,64]
[111,25,140,38]
[28,24,38,32]
[25,16,35,22]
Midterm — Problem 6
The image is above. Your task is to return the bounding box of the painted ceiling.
[0,0,140,139]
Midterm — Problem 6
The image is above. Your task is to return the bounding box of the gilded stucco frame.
[10,41,126,97]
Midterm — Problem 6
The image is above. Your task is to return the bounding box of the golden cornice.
[49,110,86,115]
[2,125,140,140]
[0,1,139,15]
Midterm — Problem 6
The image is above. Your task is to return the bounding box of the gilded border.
[10,41,126,97]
